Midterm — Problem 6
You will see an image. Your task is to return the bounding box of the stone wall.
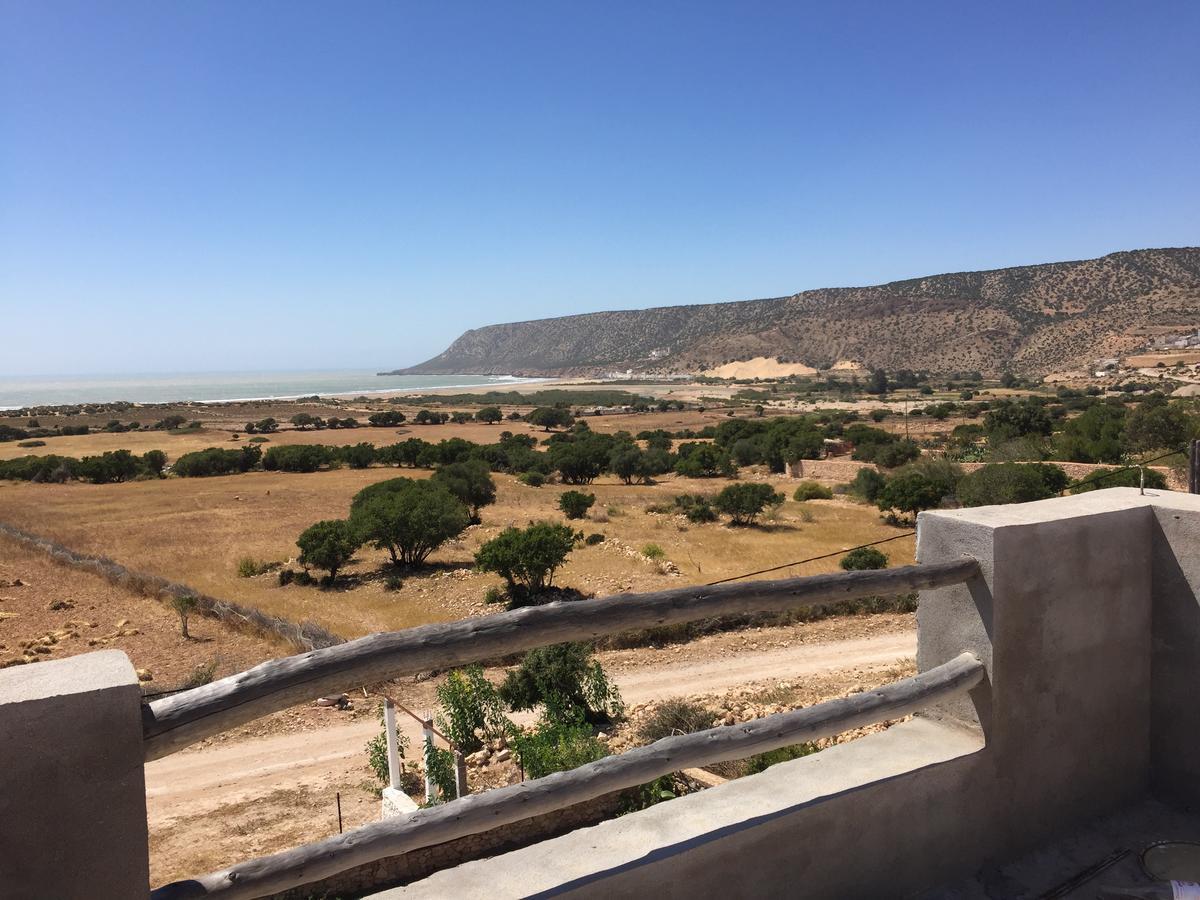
[269,788,633,899]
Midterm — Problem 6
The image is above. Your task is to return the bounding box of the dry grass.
[0,467,913,639]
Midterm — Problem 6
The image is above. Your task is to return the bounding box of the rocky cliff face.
[393,248,1200,377]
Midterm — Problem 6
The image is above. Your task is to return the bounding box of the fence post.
[423,716,437,803]
[1190,439,1200,494]
[455,751,470,797]
[383,699,401,790]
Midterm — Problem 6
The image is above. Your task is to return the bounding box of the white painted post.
[383,699,401,790]
[422,716,437,803]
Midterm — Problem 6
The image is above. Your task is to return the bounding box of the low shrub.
[792,481,832,501]
[639,699,712,742]
[641,543,665,560]
[518,471,546,487]
[839,547,889,570]
[584,532,605,545]
[558,490,596,520]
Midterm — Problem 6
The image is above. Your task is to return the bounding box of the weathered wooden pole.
[383,699,401,790]
[454,752,470,798]
[1190,440,1200,494]
[422,717,436,803]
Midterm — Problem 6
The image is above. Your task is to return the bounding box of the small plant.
[435,665,511,754]
[558,490,596,520]
[639,699,712,742]
[236,557,262,578]
[509,716,608,779]
[366,704,411,785]
[792,481,833,501]
[605,504,624,517]
[745,742,818,774]
[384,574,404,591]
[169,594,198,639]
[248,435,269,443]
[518,471,546,487]
[278,568,295,586]
[641,543,665,561]
[484,585,505,604]
[584,532,605,546]
[182,659,219,689]
[619,774,686,814]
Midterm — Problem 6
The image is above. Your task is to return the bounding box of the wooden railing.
[142,558,979,761]
[145,558,983,898]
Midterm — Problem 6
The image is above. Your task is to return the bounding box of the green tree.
[141,449,167,476]
[432,459,496,522]
[475,406,503,424]
[558,490,596,520]
[876,472,942,519]
[957,462,1068,507]
[499,642,623,725]
[848,467,888,503]
[367,410,406,427]
[435,666,511,754]
[296,519,360,581]
[609,446,653,484]
[984,400,1052,445]
[674,443,735,478]
[712,482,785,526]
[840,547,889,570]
[867,369,889,395]
[1054,402,1126,463]
[1125,396,1196,454]
[474,521,579,598]
[528,407,574,431]
[349,478,470,567]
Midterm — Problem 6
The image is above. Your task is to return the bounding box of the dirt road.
[144,629,915,828]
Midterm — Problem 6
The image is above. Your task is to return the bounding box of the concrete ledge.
[372,718,984,899]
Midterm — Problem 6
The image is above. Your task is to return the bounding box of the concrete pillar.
[0,650,149,900]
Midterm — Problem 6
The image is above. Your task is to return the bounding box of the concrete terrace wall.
[4,488,1200,899]
[381,488,1200,899]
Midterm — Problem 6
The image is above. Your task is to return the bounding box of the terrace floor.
[922,798,1200,899]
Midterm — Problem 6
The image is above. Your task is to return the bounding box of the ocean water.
[0,370,548,409]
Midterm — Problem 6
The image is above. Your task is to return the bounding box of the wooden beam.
[142,559,978,760]
[150,651,985,899]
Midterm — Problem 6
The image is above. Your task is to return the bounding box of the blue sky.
[2,1,1198,376]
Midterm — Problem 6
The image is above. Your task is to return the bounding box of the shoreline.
[0,373,557,411]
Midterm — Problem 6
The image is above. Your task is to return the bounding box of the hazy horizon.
[4,1,1198,376]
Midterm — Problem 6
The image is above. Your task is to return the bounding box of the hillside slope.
[394,248,1200,377]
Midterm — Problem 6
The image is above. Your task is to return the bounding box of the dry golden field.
[0,466,913,639]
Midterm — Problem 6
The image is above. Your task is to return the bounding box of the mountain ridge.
[391,247,1200,378]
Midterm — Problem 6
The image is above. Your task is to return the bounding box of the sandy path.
[145,630,915,828]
